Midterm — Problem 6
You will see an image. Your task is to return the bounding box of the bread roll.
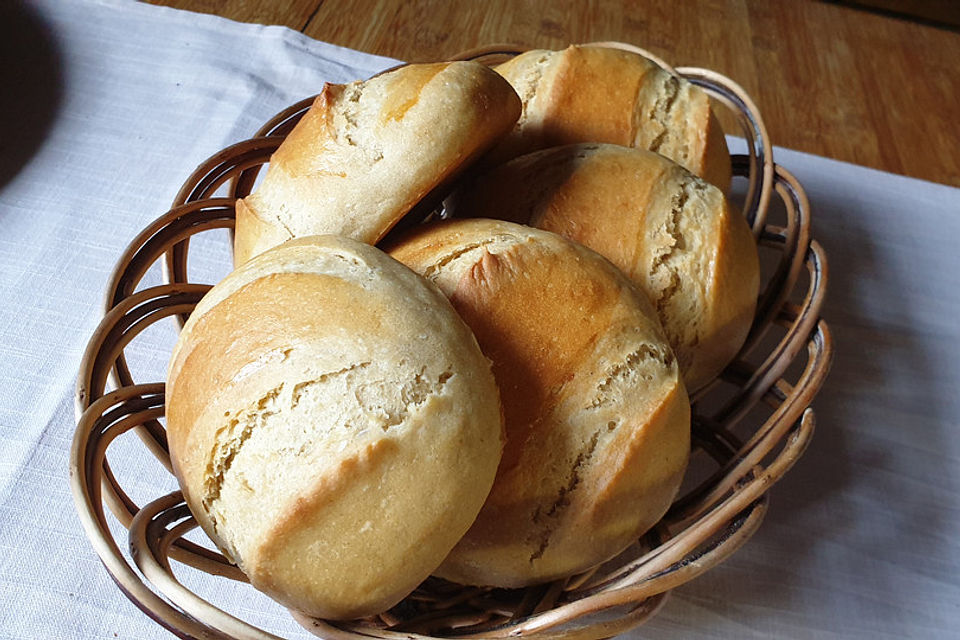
[451,143,759,392]
[233,61,521,266]
[166,235,503,619]
[388,219,690,588]
[489,45,730,191]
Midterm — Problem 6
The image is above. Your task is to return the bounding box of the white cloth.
[0,0,957,637]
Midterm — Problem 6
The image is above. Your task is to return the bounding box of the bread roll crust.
[450,143,759,391]
[233,61,521,266]
[388,220,690,587]
[491,45,731,191]
[167,236,503,619]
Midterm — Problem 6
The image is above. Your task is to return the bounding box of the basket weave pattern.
[71,44,833,640]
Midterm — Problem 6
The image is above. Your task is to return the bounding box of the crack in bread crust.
[202,386,283,560]
[200,359,458,564]
[515,51,553,129]
[591,344,675,411]
[647,73,680,153]
[201,362,373,559]
[649,175,709,351]
[527,340,676,564]
[529,430,601,563]
[421,234,519,282]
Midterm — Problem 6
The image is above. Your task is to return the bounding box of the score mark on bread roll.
[388,220,690,588]
[451,143,760,392]
[166,236,503,619]
[490,44,731,191]
[233,61,521,266]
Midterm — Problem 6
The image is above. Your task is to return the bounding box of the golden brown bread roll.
[450,143,759,392]
[387,219,690,588]
[489,45,731,191]
[233,61,521,266]
[166,235,503,619]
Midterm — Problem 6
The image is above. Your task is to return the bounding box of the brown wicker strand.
[671,322,833,525]
[738,165,814,364]
[70,386,231,640]
[129,495,272,640]
[78,284,211,468]
[714,240,829,428]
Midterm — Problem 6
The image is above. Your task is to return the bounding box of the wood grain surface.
[147,0,960,187]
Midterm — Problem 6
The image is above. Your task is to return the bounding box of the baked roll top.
[389,219,690,587]
[234,61,521,265]
[167,235,503,619]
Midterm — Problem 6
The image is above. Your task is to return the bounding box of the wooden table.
[148,0,960,188]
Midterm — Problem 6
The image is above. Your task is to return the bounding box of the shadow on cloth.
[0,1,64,191]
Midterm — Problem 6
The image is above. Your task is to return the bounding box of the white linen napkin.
[0,0,958,638]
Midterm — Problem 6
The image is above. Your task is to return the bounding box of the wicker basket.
[70,43,833,640]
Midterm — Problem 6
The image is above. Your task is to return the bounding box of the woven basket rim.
[70,42,833,640]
